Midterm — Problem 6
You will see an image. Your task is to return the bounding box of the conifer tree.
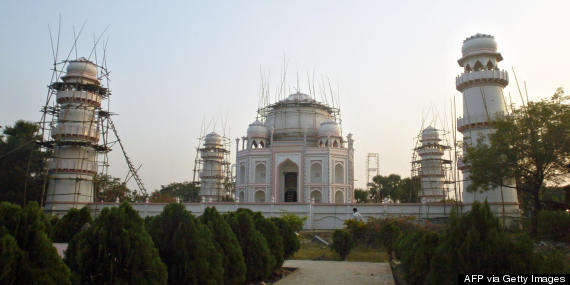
[426,202,538,284]
[269,217,300,260]
[252,212,283,270]
[200,207,246,285]
[226,209,273,282]
[0,202,71,284]
[52,206,92,242]
[65,202,167,285]
[148,203,223,285]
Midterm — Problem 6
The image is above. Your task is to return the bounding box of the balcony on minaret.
[456,69,508,91]
[457,111,506,132]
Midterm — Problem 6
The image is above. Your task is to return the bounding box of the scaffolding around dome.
[236,86,354,204]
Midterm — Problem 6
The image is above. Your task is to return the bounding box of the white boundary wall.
[46,202,520,229]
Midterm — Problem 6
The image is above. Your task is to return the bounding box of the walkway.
[275,260,395,285]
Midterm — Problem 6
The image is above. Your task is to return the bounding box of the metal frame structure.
[366,153,379,185]
[39,23,147,208]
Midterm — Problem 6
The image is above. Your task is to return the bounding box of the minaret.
[456,34,518,205]
[45,58,105,210]
[417,126,449,202]
[199,132,226,201]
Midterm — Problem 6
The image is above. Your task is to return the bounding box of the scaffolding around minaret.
[39,25,147,214]
[193,131,234,202]
[411,126,454,203]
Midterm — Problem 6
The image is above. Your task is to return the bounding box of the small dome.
[247,120,268,138]
[62,57,99,83]
[421,126,440,141]
[461,34,497,57]
[204,132,222,146]
[283,92,315,103]
[318,120,341,137]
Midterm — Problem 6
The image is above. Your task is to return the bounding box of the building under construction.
[411,126,454,203]
[41,57,110,212]
[192,131,233,202]
[39,30,147,213]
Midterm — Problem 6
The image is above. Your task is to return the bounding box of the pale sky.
[1,0,568,192]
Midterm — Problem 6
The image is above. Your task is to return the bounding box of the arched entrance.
[278,159,299,202]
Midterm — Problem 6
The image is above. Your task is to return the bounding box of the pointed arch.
[239,164,246,185]
[474,60,484,71]
[310,190,322,203]
[335,163,344,184]
[278,159,299,202]
[255,163,266,183]
[335,190,344,203]
[310,162,322,183]
[254,190,265,202]
[486,60,494,70]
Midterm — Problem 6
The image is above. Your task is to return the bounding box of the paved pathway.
[275,260,395,285]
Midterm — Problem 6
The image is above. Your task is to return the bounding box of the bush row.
[338,202,568,284]
[0,202,301,285]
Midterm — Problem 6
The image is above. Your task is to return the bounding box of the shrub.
[253,212,284,270]
[279,211,307,232]
[426,202,542,284]
[331,229,354,260]
[52,206,92,242]
[378,220,401,252]
[226,209,273,282]
[537,210,570,242]
[0,202,71,284]
[344,219,369,245]
[398,230,442,284]
[269,217,300,259]
[65,202,167,284]
[148,203,223,285]
[200,207,246,285]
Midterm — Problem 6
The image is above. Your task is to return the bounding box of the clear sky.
[1,0,568,192]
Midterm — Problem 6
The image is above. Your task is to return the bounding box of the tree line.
[0,201,301,284]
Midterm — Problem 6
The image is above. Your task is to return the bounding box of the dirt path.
[274,260,395,285]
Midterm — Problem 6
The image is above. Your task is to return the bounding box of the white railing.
[56,90,102,105]
[52,124,99,141]
[456,69,508,89]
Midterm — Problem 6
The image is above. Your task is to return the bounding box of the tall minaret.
[417,126,449,203]
[199,132,227,201]
[456,34,518,205]
[45,58,104,211]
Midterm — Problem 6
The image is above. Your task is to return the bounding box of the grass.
[292,242,389,262]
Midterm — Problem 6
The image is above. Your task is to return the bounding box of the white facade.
[236,92,355,204]
[45,58,104,209]
[456,34,518,206]
[417,126,448,202]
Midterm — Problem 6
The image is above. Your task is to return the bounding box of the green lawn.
[292,242,389,262]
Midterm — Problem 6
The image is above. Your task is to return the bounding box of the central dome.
[283,92,315,103]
